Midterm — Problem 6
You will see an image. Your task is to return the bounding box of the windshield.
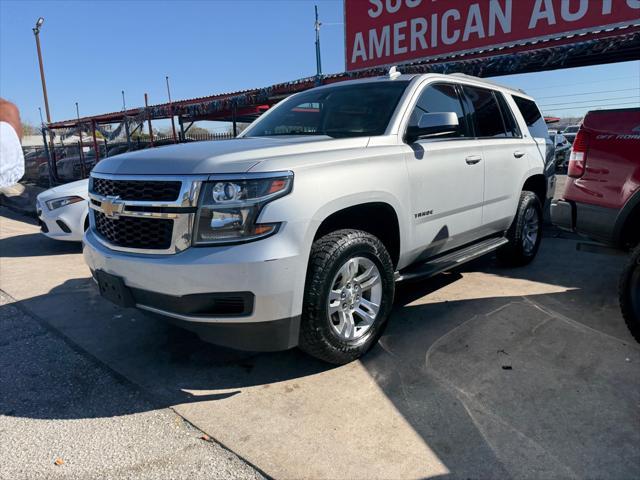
[565,126,579,133]
[246,81,409,139]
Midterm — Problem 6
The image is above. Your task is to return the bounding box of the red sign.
[345,0,640,71]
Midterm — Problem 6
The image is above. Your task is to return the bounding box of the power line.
[536,88,640,100]
[540,95,638,107]
[524,75,638,91]
[543,101,639,113]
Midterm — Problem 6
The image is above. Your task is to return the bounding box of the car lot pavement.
[0,291,263,479]
[1,204,639,479]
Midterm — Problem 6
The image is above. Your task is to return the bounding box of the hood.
[37,178,89,201]
[92,136,368,175]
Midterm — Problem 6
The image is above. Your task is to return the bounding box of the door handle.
[465,155,482,165]
[513,151,526,158]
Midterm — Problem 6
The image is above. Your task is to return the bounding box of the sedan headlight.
[193,172,293,245]
[46,196,85,211]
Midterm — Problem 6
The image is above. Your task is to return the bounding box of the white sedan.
[36,179,89,242]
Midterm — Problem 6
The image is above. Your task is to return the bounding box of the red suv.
[551,107,640,341]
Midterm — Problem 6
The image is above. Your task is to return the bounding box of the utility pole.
[33,16,59,182]
[314,5,322,86]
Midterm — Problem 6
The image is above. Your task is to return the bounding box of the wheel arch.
[521,174,547,207]
[312,199,403,269]
[614,189,640,249]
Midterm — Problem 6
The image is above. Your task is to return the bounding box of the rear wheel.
[498,191,542,267]
[619,245,640,343]
[300,229,395,364]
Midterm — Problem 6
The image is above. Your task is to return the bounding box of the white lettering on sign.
[368,0,383,19]
[394,21,408,54]
[352,32,366,62]
[387,0,402,14]
[463,4,485,41]
[410,17,428,51]
[441,9,461,45]
[349,0,638,68]
[561,0,588,22]
[489,0,512,35]
[370,25,391,59]
[529,0,557,29]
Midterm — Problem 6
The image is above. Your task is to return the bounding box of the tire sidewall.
[620,245,640,340]
[518,194,543,261]
[307,233,395,355]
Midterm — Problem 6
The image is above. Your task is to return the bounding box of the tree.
[186,126,210,136]
[22,122,39,136]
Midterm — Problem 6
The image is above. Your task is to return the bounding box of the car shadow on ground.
[0,233,82,257]
[1,239,638,479]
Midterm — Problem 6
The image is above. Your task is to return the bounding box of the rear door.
[403,82,485,258]
[461,86,536,233]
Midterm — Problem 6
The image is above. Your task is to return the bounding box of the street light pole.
[32,16,59,182]
[33,18,51,124]
[38,107,54,187]
[314,5,323,86]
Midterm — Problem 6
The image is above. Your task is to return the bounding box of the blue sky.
[1,0,638,129]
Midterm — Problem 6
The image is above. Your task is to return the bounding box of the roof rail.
[449,73,527,94]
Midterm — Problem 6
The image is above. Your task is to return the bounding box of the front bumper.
[36,199,87,242]
[83,228,306,351]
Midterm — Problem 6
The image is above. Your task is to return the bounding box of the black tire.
[498,191,543,267]
[619,245,640,343]
[299,229,395,365]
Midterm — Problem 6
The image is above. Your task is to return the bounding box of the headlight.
[45,196,85,210]
[193,172,293,245]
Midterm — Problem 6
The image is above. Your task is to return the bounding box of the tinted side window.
[408,83,468,138]
[463,86,508,138]
[495,92,521,138]
[513,96,548,139]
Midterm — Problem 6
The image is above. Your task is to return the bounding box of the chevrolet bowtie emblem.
[101,196,125,218]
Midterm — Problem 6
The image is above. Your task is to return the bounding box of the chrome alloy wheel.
[522,206,540,255]
[327,256,382,341]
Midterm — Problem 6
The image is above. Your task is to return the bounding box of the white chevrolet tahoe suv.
[84,72,554,364]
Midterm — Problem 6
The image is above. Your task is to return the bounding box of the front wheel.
[498,191,543,267]
[300,230,395,365]
[620,245,640,343]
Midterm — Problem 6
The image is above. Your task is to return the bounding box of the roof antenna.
[388,66,401,80]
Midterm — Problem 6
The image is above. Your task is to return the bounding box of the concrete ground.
[1,204,639,479]
[0,291,264,480]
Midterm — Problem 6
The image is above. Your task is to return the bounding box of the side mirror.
[407,112,460,143]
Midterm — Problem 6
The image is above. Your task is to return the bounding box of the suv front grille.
[92,178,182,202]
[94,211,173,250]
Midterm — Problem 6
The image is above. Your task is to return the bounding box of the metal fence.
[23,130,235,187]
